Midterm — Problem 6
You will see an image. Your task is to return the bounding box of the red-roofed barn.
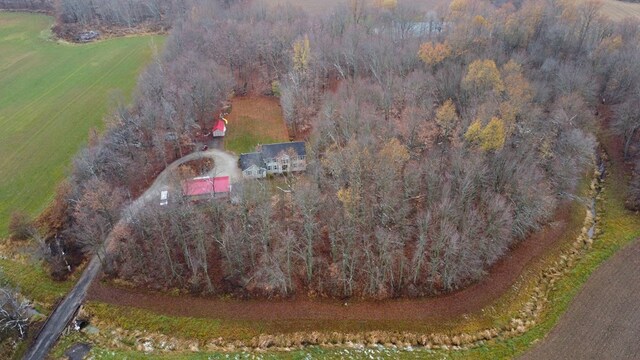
[182,176,230,199]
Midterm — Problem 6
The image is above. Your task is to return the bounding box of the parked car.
[160,190,168,206]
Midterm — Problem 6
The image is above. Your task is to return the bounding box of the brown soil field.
[89,200,576,331]
[520,238,640,360]
[521,105,640,359]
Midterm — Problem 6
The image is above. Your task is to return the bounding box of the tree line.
[0,0,54,12]
[29,0,640,299]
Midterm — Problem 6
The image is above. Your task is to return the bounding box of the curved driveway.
[125,149,240,218]
[521,238,640,360]
[23,149,239,360]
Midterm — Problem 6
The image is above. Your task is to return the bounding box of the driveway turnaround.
[521,238,640,360]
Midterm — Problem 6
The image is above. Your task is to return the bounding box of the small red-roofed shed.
[212,117,227,137]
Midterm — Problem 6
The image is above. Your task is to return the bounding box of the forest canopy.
[37,0,640,299]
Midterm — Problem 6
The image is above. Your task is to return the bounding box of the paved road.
[23,256,101,360]
[23,149,240,360]
[521,238,640,360]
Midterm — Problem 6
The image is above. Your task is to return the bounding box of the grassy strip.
[87,302,256,341]
[0,258,74,309]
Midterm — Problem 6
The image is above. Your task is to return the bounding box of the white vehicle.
[160,190,169,206]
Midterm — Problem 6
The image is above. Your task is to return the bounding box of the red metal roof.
[183,176,230,196]
[212,118,226,133]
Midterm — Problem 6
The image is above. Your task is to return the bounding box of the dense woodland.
[0,0,54,12]
[24,0,640,299]
[0,0,185,39]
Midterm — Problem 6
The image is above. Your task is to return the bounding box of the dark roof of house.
[239,152,263,171]
[261,141,306,159]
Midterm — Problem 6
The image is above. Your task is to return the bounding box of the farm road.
[521,238,640,360]
[23,149,239,360]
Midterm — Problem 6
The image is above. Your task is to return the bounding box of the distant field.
[0,12,163,236]
[224,96,289,154]
[595,0,640,20]
[262,0,640,20]
[259,0,447,14]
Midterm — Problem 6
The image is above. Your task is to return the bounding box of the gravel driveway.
[127,149,240,216]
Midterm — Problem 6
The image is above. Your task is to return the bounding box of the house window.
[282,164,288,171]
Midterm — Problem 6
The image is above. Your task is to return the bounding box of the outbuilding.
[212,117,227,137]
[182,176,230,199]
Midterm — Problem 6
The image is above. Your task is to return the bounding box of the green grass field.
[224,96,290,154]
[0,12,163,236]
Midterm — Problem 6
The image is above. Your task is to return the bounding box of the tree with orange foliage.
[418,42,452,67]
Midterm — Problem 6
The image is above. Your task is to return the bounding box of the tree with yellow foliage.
[464,120,483,144]
[465,117,506,151]
[435,99,459,138]
[463,59,505,96]
[379,138,410,166]
[449,0,471,18]
[292,35,311,73]
[377,0,397,9]
[480,117,506,151]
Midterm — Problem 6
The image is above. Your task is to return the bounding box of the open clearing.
[0,12,163,236]
[224,96,289,154]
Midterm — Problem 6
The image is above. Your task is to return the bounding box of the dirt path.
[89,203,574,323]
[521,238,640,360]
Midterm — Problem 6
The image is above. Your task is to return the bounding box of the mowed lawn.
[0,12,163,236]
[224,96,289,154]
